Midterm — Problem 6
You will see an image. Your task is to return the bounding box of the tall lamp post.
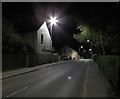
[49,16,58,51]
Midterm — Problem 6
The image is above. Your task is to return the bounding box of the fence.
[2,52,59,71]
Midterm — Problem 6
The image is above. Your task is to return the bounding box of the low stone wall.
[2,52,59,71]
[2,53,26,71]
[29,53,59,67]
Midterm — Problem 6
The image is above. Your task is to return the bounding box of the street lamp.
[49,17,58,26]
[89,48,92,51]
[81,46,83,49]
[49,16,58,51]
[87,39,90,42]
[87,39,93,55]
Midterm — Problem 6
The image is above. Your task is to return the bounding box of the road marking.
[6,86,28,97]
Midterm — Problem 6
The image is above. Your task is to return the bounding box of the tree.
[2,18,32,53]
[74,19,118,55]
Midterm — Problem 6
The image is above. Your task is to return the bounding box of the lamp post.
[49,16,58,51]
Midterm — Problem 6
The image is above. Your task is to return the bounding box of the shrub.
[97,55,120,96]
[91,54,98,62]
[2,18,33,53]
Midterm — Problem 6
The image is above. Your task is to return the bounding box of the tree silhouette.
[2,18,32,53]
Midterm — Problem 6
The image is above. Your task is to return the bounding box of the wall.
[2,53,26,71]
[29,53,59,67]
[2,52,59,71]
[24,22,52,54]
[36,22,52,54]
[24,32,36,48]
[71,50,78,59]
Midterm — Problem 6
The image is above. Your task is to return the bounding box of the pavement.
[2,59,111,97]
[2,61,65,79]
[82,59,111,97]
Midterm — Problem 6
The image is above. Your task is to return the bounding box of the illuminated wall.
[36,22,52,54]
[60,46,78,59]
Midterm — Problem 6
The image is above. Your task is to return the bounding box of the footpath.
[2,61,64,80]
[82,59,111,97]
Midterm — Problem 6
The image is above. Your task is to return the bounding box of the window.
[41,34,43,44]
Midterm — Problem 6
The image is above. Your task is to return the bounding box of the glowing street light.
[81,46,83,49]
[87,39,90,42]
[89,48,92,51]
[49,17,58,26]
[49,16,58,51]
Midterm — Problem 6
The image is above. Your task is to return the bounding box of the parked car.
[73,57,76,59]
[63,56,72,60]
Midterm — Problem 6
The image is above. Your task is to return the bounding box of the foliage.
[74,23,91,42]
[2,18,32,53]
[74,18,120,55]
[97,55,120,97]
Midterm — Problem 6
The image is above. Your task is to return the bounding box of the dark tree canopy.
[2,18,32,53]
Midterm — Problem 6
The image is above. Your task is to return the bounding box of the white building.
[24,22,52,54]
[36,22,52,54]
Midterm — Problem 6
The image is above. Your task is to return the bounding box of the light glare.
[87,40,90,42]
[49,17,58,25]
[67,76,72,80]
[89,49,92,51]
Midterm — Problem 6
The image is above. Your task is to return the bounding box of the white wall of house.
[36,22,52,54]
[60,46,79,59]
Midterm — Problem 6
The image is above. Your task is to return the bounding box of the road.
[2,59,109,97]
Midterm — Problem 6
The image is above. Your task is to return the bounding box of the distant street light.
[87,39,93,54]
[87,39,90,42]
[81,46,83,48]
[84,50,86,52]
[49,16,58,51]
[89,48,92,51]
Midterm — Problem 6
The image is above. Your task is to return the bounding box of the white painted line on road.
[6,86,28,97]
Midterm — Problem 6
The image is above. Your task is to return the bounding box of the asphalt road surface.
[2,59,104,97]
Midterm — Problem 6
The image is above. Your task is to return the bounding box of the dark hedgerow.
[97,55,120,97]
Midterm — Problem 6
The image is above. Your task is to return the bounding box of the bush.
[91,54,98,61]
[2,18,33,53]
[97,55,120,96]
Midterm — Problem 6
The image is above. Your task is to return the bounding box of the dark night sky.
[2,2,120,51]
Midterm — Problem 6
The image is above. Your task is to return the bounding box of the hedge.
[96,55,120,96]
